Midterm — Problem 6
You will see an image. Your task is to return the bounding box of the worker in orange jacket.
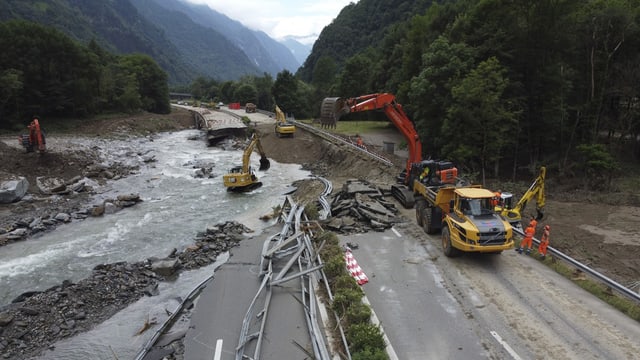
[538,225,550,259]
[528,215,538,231]
[518,224,535,255]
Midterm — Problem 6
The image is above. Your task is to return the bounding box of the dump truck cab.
[442,187,514,256]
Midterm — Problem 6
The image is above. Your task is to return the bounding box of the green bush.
[346,302,372,324]
[304,203,320,220]
[324,255,347,279]
[346,323,386,353]
[316,231,340,247]
[352,347,389,360]
[333,274,361,292]
[332,287,364,316]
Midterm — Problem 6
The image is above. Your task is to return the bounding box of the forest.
[0,20,170,130]
[185,0,640,185]
[2,0,639,188]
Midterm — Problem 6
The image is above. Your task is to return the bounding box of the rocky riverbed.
[0,220,250,359]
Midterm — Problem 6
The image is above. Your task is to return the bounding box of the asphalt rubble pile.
[0,220,251,359]
[325,179,403,233]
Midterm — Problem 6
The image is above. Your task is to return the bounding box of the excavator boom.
[322,93,423,184]
[223,132,270,192]
[497,166,546,228]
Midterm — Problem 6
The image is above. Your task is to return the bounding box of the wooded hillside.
[298,0,640,184]
[0,21,169,129]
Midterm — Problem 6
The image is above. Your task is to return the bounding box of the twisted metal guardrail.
[236,193,342,360]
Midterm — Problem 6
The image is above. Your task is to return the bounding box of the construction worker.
[518,223,535,255]
[419,166,430,183]
[491,190,501,207]
[538,225,550,259]
[529,215,538,231]
[28,116,46,153]
[355,134,364,149]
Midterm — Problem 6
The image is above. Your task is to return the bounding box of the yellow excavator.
[274,104,296,137]
[495,166,546,229]
[223,132,270,192]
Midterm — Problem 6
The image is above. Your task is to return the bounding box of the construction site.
[0,103,639,359]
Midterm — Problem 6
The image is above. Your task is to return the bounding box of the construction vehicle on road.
[274,104,296,137]
[245,103,256,113]
[412,160,514,256]
[494,166,546,230]
[19,116,46,153]
[321,93,423,208]
[223,132,270,192]
[322,93,514,256]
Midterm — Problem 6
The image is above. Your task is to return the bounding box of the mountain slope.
[129,0,261,80]
[298,0,434,81]
[0,0,197,84]
[282,37,312,65]
[153,0,301,74]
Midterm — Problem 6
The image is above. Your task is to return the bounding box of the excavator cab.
[496,167,546,229]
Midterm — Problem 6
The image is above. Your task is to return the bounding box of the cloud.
[184,0,355,43]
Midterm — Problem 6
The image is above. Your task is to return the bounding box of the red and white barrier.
[345,249,368,285]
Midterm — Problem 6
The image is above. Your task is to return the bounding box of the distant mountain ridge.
[133,0,303,79]
[0,0,307,84]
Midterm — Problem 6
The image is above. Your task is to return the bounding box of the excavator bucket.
[320,97,350,128]
[259,156,270,171]
[535,208,544,221]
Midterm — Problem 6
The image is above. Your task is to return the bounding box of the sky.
[185,0,357,44]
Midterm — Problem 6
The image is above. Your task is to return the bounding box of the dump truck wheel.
[423,207,432,234]
[442,226,460,257]
[415,199,425,226]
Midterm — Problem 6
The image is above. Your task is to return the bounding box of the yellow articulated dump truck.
[412,160,515,257]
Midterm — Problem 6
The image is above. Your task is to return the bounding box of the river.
[0,129,311,359]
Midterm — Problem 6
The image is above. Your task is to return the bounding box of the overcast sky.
[185,0,357,44]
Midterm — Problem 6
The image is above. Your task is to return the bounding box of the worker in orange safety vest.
[538,225,550,259]
[528,215,538,231]
[28,116,46,153]
[518,223,535,255]
[491,190,501,207]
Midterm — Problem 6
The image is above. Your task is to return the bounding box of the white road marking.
[213,339,223,360]
[391,227,402,238]
[490,331,523,360]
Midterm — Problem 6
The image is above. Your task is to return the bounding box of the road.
[177,108,640,359]
[341,215,640,360]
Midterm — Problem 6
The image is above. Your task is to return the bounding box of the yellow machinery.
[495,166,546,229]
[245,103,256,113]
[223,132,270,192]
[274,104,296,137]
[412,160,514,257]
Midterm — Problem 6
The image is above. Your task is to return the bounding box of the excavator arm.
[515,166,546,219]
[242,133,270,173]
[333,93,423,183]
[275,105,285,124]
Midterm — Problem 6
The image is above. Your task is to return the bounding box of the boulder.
[0,177,29,203]
[150,258,181,277]
[36,176,66,195]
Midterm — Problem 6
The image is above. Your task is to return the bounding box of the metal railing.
[513,227,640,303]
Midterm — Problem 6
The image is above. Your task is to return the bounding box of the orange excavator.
[19,116,46,153]
[321,93,427,207]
